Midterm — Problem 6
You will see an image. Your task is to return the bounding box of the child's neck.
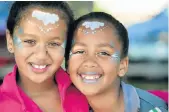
[87,84,124,112]
[18,74,57,97]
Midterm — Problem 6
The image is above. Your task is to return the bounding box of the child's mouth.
[78,72,102,84]
[29,63,50,74]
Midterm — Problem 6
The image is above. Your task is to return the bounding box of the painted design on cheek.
[13,35,22,48]
[13,27,24,48]
[71,40,75,47]
[111,51,120,63]
[18,27,24,34]
[32,10,59,26]
[69,51,73,57]
[61,41,66,49]
[79,21,108,34]
[110,42,115,48]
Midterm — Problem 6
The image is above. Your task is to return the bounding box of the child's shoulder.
[136,88,168,112]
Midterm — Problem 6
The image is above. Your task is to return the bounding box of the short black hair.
[7,1,74,36]
[65,12,129,69]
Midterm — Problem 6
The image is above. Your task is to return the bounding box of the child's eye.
[98,51,111,56]
[48,42,60,47]
[73,50,85,54]
[24,40,36,45]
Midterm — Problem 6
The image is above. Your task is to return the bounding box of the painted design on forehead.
[32,10,59,26]
[79,21,108,34]
[27,19,59,34]
[111,51,120,63]
[82,21,104,30]
[13,27,24,48]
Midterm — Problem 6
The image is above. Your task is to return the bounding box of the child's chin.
[79,87,101,96]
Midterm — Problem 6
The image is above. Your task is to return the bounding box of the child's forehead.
[74,21,121,50]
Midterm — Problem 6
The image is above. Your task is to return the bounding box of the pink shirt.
[0,65,89,112]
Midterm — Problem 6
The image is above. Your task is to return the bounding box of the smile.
[31,64,47,69]
[79,72,102,83]
[29,63,50,74]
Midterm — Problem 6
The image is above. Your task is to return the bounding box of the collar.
[121,81,140,112]
[0,65,72,112]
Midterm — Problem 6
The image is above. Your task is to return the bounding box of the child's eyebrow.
[73,42,86,47]
[97,43,114,48]
[22,33,61,40]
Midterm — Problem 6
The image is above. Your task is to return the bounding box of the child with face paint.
[65,12,168,112]
[0,1,88,112]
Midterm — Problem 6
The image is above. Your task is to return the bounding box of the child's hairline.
[72,19,127,60]
[11,5,69,37]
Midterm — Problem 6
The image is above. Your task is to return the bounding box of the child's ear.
[6,29,14,53]
[118,57,129,77]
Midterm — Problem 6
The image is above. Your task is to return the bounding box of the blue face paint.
[82,78,99,84]
[61,41,66,49]
[13,27,24,48]
[81,72,100,84]
[111,51,120,63]
[110,42,114,48]
[71,40,75,47]
[69,51,73,56]
[13,35,22,48]
[18,27,23,34]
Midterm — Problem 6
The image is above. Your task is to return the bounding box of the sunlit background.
[0,1,168,90]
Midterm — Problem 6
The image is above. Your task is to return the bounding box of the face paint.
[82,78,99,84]
[13,35,22,48]
[13,27,24,48]
[110,42,114,48]
[111,51,120,63]
[26,19,59,34]
[18,27,24,34]
[61,41,66,49]
[69,51,73,57]
[71,40,75,47]
[81,72,100,84]
[79,21,108,35]
[82,21,104,30]
[32,10,59,26]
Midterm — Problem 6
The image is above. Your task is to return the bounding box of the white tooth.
[81,75,85,78]
[40,65,46,69]
[39,66,43,69]
[35,65,39,68]
[95,75,99,79]
[85,76,94,80]
[85,76,89,79]
[95,76,97,79]
[32,64,46,69]
[91,76,95,79]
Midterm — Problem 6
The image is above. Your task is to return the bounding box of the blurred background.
[0,1,168,90]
